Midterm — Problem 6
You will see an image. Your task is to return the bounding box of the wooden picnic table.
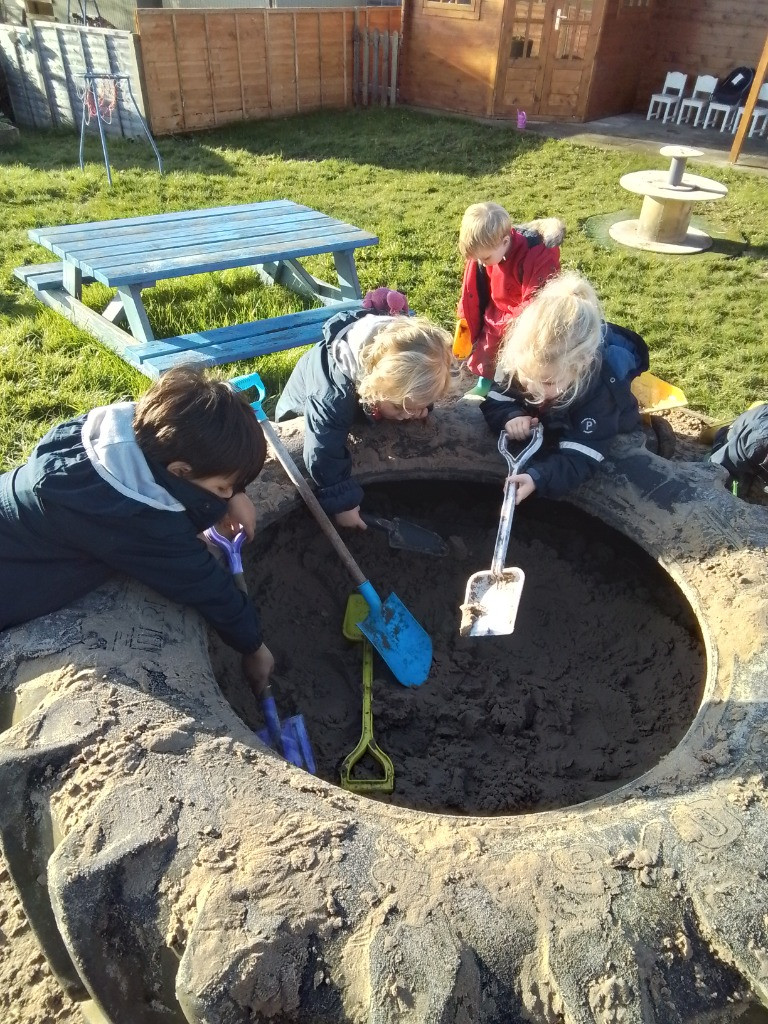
[15,200,379,379]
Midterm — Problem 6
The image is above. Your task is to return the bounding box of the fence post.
[380,28,388,108]
[361,26,368,107]
[389,30,399,107]
[371,28,379,106]
[353,26,359,106]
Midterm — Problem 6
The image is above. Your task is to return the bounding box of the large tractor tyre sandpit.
[1,402,767,1024]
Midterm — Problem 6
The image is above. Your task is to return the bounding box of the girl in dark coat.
[481,272,648,502]
[275,307,454,530]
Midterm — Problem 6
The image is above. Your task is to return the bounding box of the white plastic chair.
[646,72,688,123]
[731,82,768,137]
[676,74,718,127]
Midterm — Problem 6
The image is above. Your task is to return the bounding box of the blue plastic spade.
[230,371,433,688]
[258,695,316,774]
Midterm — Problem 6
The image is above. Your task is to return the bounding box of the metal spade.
[460,425,544,638]
[360,513,448,557]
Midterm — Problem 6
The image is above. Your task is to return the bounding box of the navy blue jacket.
[480,322,649,498]
[274,308,376,516]
[0,411,263,653]
[711,402,768,487]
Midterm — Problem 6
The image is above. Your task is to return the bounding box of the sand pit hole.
[210,480,706,815]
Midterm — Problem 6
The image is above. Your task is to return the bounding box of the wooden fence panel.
[320,10,347,108]
[295,11,322,111]
[353,25,399,107]
[0,26,53,129]
[238,12,270,119]
[174,12,215,129]
[136,6,400,134]
[136,10,184,134]
[0,21,147,136]
[207,12,244,122]
[264,11,298,115]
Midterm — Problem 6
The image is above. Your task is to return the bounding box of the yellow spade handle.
[339,639,395,794]
[453,318,473,359]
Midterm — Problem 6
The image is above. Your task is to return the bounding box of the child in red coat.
[455,202,565,395]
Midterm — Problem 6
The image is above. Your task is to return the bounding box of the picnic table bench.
[15,200,379,380]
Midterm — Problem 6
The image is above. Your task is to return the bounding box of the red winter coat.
[457,229,561,378]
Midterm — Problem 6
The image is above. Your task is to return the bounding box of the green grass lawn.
[1,107,766,470]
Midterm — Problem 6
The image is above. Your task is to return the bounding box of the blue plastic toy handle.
[261,695,283,750]
[260,697,304,768]
[204,526,246,574]
[357,580,383,614]
[230,371,267,422]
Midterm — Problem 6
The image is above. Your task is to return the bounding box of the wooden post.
[235,12,246,122]
[264,11,273,117]
[342,10,348,108]
[729,30,768,165]
[292,12,300,113]
[362,27,369,107]
[353,25,359,106]
[380,29,388,107]
[203,14,217,126]
[372,28,379,105]
[389,30,399,107]
[171,12,184,131]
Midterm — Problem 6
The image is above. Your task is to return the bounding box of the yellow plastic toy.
[453,318,473,359]
[631,371,688,416]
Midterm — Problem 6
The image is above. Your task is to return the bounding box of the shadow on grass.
[582,210,768,261]
[0,108,549,178]
[706,237,768,260]
[200,108,550,175]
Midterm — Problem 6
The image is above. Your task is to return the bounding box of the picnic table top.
[29,200,379,289]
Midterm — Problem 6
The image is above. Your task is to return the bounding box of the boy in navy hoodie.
[0,366,274,691]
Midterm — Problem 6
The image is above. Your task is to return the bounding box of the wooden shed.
[398,0,768,123]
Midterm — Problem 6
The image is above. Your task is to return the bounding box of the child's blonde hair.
[459,202,512,259]
[496,271,603,407]
[357,316,454,411]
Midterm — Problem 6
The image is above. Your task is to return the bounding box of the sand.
[211,478,706,816]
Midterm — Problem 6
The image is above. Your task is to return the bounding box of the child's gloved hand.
[363,287,409,316]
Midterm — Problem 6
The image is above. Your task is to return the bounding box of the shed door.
[496,0,603,119]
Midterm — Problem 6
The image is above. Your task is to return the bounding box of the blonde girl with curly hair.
[275,301,456,529]
[481,271,649,503]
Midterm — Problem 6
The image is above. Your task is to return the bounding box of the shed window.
[423,0,481,20]
[554,1,593,61]
[509,1,546,60]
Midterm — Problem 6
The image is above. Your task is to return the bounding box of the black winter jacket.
[480,322,649,498]
[0,409,263,652]
[274,308,379,515]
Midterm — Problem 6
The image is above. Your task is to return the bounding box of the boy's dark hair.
[134,366,266,491]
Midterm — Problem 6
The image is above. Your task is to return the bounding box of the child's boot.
[468,376,493,398]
